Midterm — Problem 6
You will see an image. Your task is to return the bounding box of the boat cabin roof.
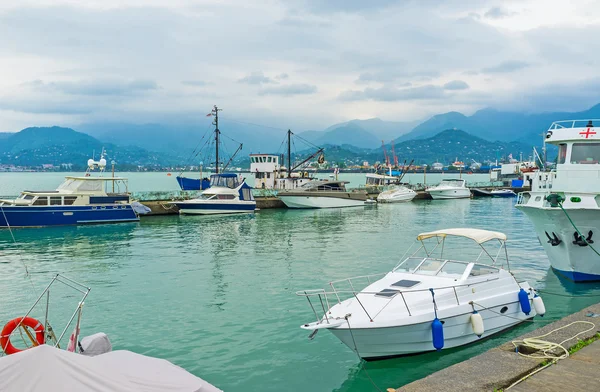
[210,173,238,178]
[546,119,600,144]
[417,228,507,244]
[64,176,129,181]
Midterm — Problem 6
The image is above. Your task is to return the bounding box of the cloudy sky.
[1,0,600,132]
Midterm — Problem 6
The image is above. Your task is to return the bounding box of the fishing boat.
[377,186,417,203]
[251,129,324,190]
[0,274,222,391]
[491,189,516,198]
[297,228,544,359]
[426,179,471,199]
[176,105,243,191]
[171,173,256,215]
[0,156,143,227]
[278,180,367,208]
[516,119,600,281]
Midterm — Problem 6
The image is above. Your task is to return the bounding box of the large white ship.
[516,119,600,281]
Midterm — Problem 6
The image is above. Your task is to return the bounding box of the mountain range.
[2,103,596,168]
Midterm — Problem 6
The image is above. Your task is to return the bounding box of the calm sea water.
[1,172,600,391]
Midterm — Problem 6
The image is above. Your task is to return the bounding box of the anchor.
[572,231,594,246]
[545,231,562,246]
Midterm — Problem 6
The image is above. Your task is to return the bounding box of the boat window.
[375,289,400,298]
[395,258,423,273]
[217,194,235,200]
[571,143,600,164]
[437,261,467,277]
[267,157,272,163]
[267,173,271,179]
[469,264,499,277]
[49,196,62,205]
[23,194,35,200]
[250,157,254,163]
[391,279,420,288]
[241,188,254,201]
[558,144,567,164]
[33,197,48,206]
[414,259,445,275]
[63,196,77,206]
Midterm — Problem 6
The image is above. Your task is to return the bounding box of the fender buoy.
[470,311,484,337]
[1,317,45,355]
[518,288,531,315]
[533,294,546,317]
[431,317,444,351]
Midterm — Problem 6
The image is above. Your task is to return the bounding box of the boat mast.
[288,129,292,178]
[212,105,222,174]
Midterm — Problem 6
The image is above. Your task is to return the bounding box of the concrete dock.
[394,302,600,392]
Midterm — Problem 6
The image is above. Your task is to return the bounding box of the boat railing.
[548,119,600,130]
[297,275,501,323]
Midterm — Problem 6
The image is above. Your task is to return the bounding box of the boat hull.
[328,301,530,359]
[0,205,139,227]
[516,206,600,281]
[428,189,471,199]
[279,195,366,209]
[174,201,256,215]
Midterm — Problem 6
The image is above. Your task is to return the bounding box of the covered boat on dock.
[297,228,544,359]
[278,180,367,208]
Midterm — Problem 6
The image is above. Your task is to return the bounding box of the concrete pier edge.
[394,302,600,392]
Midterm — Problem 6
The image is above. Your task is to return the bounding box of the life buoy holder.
[0,317,45,355]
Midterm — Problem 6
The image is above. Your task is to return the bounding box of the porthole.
[500,306,508,314]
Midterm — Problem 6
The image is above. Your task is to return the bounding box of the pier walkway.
[509,340,600,392]
[394,302,600,392]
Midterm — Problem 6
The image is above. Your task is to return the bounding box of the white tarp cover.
[0,345,222,392]
[416,228,507,244]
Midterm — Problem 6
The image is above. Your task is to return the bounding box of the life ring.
[1,317,45,355]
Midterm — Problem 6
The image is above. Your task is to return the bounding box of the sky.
[1,0,600,132]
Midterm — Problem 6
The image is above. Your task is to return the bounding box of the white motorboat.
[172,173,256,215]
[516,119,600,281]
[426,179,471,199]
[278,180,367,208]
[297,228,544,359]
[377,186,417,203]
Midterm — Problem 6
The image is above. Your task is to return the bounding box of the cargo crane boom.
[381,140,390,167]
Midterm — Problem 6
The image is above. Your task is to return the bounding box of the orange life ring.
[1,317,45,355]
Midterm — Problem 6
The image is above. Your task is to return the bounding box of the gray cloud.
[181,80,211,87]
[484,7,517,20]
[340,85,447,102]
[356,70,440,85]
[275,73,289,80]
[482,61,530,73]
[443,80,470,90]
[238,72,275,85]
[259,84,317,96]
[26,78,158,96]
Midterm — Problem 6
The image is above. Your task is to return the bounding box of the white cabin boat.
[172,173,256,215]
[297,229,543,359]
[250,153,315,190]
[516,119,600,281]
[278,180,367,208]
[377,186,417,203]
[426,179,471,199]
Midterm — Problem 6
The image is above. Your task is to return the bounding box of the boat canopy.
[210,173,240,188]
[417,228,507,244]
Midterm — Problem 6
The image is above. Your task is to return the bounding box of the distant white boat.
[278,180,367,208]
[377,186,417,203]
[172,174,256,215]
[426,179,471,199]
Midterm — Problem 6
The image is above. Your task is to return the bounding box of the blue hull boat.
[0,170,142,228]
[0,205,138,227]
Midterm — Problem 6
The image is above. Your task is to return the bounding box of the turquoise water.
[1,173,600,391]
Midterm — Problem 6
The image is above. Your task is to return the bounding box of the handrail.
[296,276,500,298]
[298,275,502,324]
[549,119,600,130]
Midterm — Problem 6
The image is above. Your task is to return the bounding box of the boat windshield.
[210,175,239,188]
[439,179,464,187]
[57,179,103,192]
[395,258,478,278]
[301,182,346,191]
[570,142,600,164]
